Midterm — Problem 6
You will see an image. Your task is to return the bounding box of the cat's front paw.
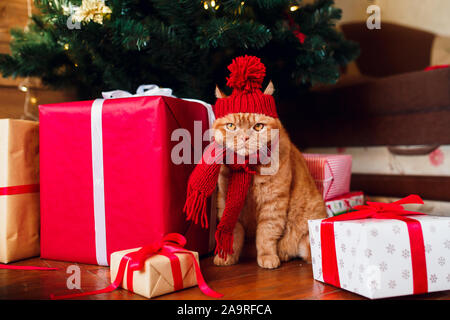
[214,254,239,266]
[278,250,290,262]
[257,254,280,269]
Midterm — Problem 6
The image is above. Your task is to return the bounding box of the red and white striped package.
[303,154,352,200]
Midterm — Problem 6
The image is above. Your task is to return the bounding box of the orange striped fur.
[212,113,327,269]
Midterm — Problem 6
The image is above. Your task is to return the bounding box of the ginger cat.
[212,84,327,269]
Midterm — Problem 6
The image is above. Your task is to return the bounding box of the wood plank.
[0,0,70,118]
[0,0,33,54]
[0,0,44,89]
[155,257,336,300]
[0,86,77,119]
[1,256,449,300]
[0,77,43,89]
[351,174,450,201]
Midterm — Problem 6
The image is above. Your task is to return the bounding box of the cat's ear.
[263,81,275,95]
[215,85,228,99]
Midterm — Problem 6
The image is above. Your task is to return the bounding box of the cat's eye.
[226,123,236,131]
[253,123,265,132]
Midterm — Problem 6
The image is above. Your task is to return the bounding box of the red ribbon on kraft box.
[0,183,57,271]
[320,194,428,295]
[0,183,39,196]
[51,233,223,299]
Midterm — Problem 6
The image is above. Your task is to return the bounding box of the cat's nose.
[244,136,250,141]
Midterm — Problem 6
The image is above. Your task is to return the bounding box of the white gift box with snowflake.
[308,213,450,299]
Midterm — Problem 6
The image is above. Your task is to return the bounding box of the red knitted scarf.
[184,141,257,259]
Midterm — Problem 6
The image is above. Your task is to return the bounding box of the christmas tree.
[0,0,359,103]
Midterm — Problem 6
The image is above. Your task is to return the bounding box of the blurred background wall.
[335,0,450,36]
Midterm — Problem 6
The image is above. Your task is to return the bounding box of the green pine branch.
[196,17,272,49]
[0,0,359,102]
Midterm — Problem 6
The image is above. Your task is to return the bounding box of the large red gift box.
[39,95,216,265]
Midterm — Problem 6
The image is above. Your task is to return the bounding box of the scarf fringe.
[214,227,234,260]
[184,189,209,229]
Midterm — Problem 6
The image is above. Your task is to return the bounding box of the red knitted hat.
[214,55,278,119]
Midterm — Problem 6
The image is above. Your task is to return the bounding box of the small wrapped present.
[0,119,40,263]
[325,191,364,217]
[303,153,352,200]
[39,85,216,265]
[308,195,450,299]
[110,236,208,298]
[51,234,222,299]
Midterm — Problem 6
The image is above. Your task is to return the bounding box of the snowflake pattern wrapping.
[308,215,450,299]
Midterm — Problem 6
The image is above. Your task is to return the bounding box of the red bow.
[325,194,425,222]
[51,233,223,299]
[321,195,428,294]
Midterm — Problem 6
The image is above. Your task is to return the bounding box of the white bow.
[102,84,173,99]
[101,84,215,126]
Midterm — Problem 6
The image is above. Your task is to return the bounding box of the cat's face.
[212,113,280,156]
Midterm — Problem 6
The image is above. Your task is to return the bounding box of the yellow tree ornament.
[73,0,112,24]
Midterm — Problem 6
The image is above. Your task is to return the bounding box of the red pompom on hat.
[214,55,278,119]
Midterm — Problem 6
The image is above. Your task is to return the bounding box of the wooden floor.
[1,256,449,300]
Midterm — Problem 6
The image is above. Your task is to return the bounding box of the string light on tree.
[203,0,220,11]
[289,1,301,12]
[18,84,28,92]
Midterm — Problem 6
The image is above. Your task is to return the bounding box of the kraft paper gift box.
[303,153,352,201]
[50,234,221,300]
[308,196,450,299]
[325,191,364,217]
[110,247,200,298]
[39,93,216,265]
[0,119,40,263]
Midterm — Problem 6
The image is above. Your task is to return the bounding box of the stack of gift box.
[302,153,364,217]
[1,88,450,300]
[303,154,450,299]
[1,88,221,299]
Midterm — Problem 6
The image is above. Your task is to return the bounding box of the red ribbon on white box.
[320,195,428,295]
